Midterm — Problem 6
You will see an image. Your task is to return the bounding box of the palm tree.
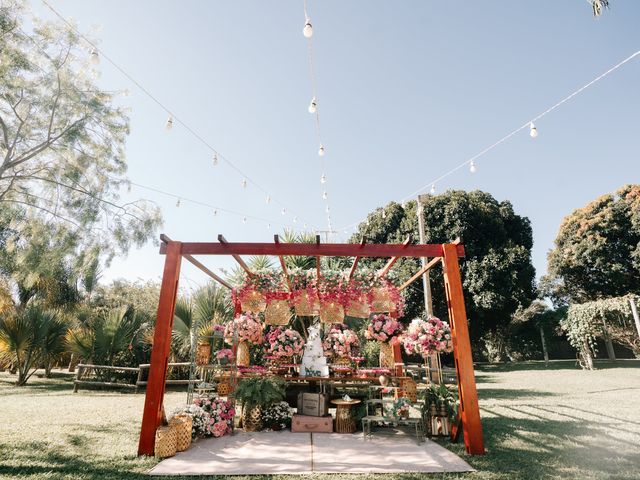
[0,303,69,385]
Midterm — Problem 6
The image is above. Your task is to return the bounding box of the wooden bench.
[136,362,202,390]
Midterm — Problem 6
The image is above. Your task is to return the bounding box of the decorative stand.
[331,399,361,433]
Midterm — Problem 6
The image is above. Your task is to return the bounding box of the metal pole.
[417,195,433,316]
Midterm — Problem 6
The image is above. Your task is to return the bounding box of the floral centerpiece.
[264,326,305,361]
[365,313,405,368]
[261,401,292,431]
[290,268,319,316]
[224,313,263,367]
[385,397,412,419]
[193,394,236,437]
[322,323,360,363]
[402,316,453,357]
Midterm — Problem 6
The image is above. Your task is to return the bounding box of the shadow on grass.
[477,359,640,373]
[477,388,556,401]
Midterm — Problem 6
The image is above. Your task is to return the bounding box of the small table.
[331,399,361,433]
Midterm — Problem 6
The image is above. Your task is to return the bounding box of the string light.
[266,195,271,204]
[241,179,248,188]
[325,205,330,213]
[176,198,181,207]
[529,122,538,138]
[303,18,313,38]
[430,184,436,195]
[308,97,317,114]
[212,153,219,166]
[165,116,173,130]
[281,208,286,215]
[469,160,477,173]
[89,48,99,64]
[293,216,298,223]
[322,191,328,200]
[318,145,325,157]
[242,216,247,224]
[320,174,326,184]
[213,209,218,216]
[267,223,271,229]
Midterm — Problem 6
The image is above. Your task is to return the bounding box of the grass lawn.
[1,360,639,479]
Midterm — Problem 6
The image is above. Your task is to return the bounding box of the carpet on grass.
[148,430,474,475]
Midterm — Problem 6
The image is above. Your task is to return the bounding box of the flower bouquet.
[385,397,412,419]
[322,323,360,362]
[224,313,263,366]
[365,313,404,368]
[402,316,453,357]
[193,394,236,437]
[261,401,292,430]
[215,348,234,365]
[264,326,305,361]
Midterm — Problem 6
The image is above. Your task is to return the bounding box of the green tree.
[546,185,640,303]
[0,2,162,282]
[351,190,536,356]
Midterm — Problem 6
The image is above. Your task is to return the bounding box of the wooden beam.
[348,237,367,280]
[160,239,465,258]
[274,235,292,291]
[399,257,442,291]
[183,254,232,290]
[138,240,182,456]
[442,243,484,455]
[378,236,411,279]
[218,234,254,276]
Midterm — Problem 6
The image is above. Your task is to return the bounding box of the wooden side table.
[331,399,361,433]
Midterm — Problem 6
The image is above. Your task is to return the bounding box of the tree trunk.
[68,354,77,373]
[539,325,549,366]
[45,360,53,378]
[601,317,616,361]
[580,340,594,370]
[629,298,640,339]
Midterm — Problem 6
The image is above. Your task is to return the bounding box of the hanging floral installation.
[402,317,454,357]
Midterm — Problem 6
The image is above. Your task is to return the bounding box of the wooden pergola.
[137,234,485,456]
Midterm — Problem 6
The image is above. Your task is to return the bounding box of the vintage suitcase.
[291,414,333,433]
[297,392,329,417]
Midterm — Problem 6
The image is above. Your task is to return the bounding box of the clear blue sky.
[32,1,640,289]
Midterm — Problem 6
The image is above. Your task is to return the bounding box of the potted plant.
[232,376,286,432]
[423,382,458,436]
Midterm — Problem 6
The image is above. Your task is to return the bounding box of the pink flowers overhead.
[364,313,404,343]
[264,326,306,359]
[224,313,263,345]
[402,316,454,357]
[322,323,360,358]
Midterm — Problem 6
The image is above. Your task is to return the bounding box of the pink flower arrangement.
[224,313,263,345]
[216,349,234,360]
[364,314,404,342]
[322,323,360,358]
[402,316,453,357]
[192,395,235,437]
[264,326,305,359]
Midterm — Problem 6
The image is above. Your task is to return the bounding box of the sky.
[30,0,640,290]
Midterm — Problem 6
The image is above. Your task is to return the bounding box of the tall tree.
[546,185,640,303]
[351,190,536,350]
[0,2,161,282]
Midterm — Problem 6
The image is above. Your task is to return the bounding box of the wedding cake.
[300,324,329,377]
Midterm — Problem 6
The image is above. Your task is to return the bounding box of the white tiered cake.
[300,324,329,377]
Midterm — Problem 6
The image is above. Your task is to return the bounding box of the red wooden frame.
[137,235,484,456]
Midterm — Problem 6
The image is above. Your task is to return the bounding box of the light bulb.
[293,216,298,223]
[90,48,99,64]
[318,145,325,157]
[430,184,436,195]
[322,191,328,200]
[165,116,173,130]
[266,195,271,204]
[176,199,181,207]
[241,179,248,188]
[469,160,477,173]
[529,122,538,138]
[281,208,286,215]
[242,217,247,224]
[320,174,326,184]
[325,205,330,213]
[308,97,317,114]
[303,223,307,229]
[213,209,218,216]
[303,19,313,38]
[267,223,271,229]
[212,153,219,166]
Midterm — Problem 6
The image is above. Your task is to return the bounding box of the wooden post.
[629,297,640,339]
[138,241,182,456]
[442,244,485,455]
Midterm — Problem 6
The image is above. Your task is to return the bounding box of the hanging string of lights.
[40,0,318,231]
[302,0,334,234]
[334,48,640,234]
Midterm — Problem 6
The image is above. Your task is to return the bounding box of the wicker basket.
[396,377,418,403]
[319,302,345,324]
[371,287,396,313]
[240,289,267,313]
[332,356,351,366]
[217,381,233,396]
[346,299,370,318]
[154,425,177,459]
[169,414,193,452]
[236,341,250,367]
[293,291,319,316]
[196,343,211,366]
[379,341,395,369]
[265,298,292,325]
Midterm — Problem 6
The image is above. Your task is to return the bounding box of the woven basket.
[154,425,177,459]
[196,343,211,366]
[169,414,193,452]
[217,381,233,396]
[396,377,418,403]
[333,356,351,366]
[236,341,250,367]
[319,302,345,324]
[346,299,370,318]
[371,287,396,313]
[265,299,292,325]
[240,289,267,313]
[379,341,395,369]
[293,291,319,316]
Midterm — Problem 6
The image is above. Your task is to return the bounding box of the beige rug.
[149,430,474,476]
